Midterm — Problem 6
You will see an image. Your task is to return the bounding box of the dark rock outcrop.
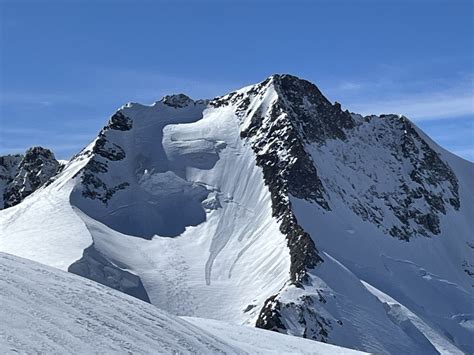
[161,94,194,108]
[211,75,336,337]
[1,147,60,209]
[272,74,355,144]
[0,154,23,207]
[75,113,132,205]
[256,294,336,342]
[327,114,461,241]
[108,111,133,131]
[231,75,329,285]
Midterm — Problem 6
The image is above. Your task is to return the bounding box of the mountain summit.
[0,74,472,354]
[0,146,61,209]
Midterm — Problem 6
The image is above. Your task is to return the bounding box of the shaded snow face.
[66,88,292,325]
[70,98,223,239]
[68,244,150,302]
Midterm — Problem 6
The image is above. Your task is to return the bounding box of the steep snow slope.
[362,280,464,354]
[281,115,473,353]
[0,252,364,354]
[0,154,92,270]
[0,74,472,354]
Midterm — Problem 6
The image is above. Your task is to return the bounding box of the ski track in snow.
[0,252,366,355]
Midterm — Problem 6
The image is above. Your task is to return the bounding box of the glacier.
[0,74,472,354]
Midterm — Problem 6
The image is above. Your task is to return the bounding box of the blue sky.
[1,0,472,161]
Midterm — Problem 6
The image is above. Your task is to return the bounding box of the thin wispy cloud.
[1,70,241,110]
[336,82,365,91]
[93,68,244,103]
[326,74,473,122]
[347,93,473,121]
[0,92,83,107]
[0,127,47,135]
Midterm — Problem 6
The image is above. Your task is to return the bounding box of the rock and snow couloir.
[0,74,472,354]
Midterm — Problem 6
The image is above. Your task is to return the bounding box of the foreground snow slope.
[0,74,472,354]
[0,252,364,354]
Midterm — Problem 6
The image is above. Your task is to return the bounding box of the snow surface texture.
[0,252,364,354]
[0,74,472,354]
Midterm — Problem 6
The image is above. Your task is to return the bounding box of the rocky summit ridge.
[0,74,472,354]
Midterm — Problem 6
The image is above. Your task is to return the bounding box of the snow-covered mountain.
[0,252,363,354]
[0,146,61,209]
[0,74,472,354]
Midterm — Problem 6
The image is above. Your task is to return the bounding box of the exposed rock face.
[256,293,335,342]
[211,75,331,287]
[396,116,459,237]
[224,75,460,245]
[213,74,462,342]
[208,75,339,338]
[108,111,133,131]
[76,112,132,205]
[1,147,60,209]
[1,74,471,354]
[0,154,23,208]
[68,245,150,303]
[238,76,330,284]
[255,295,286,332]
[161,94,195,108]
[311,113,460,241]
[272,74,355,144]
